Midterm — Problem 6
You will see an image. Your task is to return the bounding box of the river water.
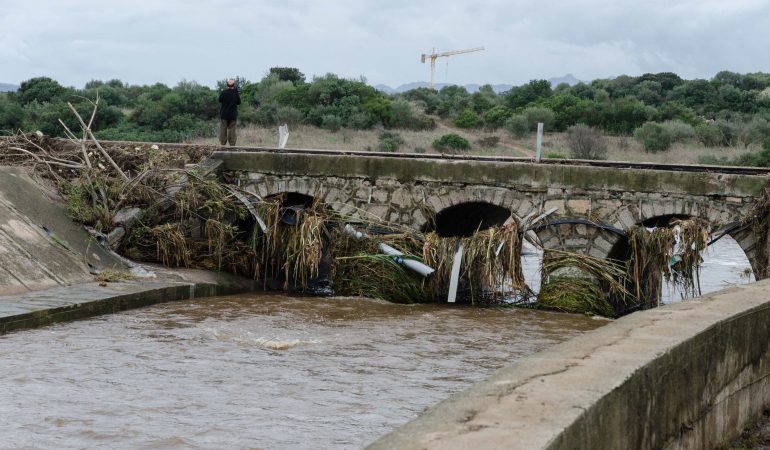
[0,237,754,449]
[0,294,603,449]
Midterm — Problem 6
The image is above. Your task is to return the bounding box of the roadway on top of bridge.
[96,140,770,176]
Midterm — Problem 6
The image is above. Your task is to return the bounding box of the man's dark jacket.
[218,88,241,121]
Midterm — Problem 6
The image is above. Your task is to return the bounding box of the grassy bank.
[191,121,756,165]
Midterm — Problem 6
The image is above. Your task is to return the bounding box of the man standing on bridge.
[218,79,241,146]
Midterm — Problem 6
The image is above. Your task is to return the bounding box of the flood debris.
[0,99,720,315]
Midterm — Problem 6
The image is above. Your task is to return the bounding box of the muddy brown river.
[0,294,602,449]
[1,235,755,449]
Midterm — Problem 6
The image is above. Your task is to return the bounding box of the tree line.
[2,68,770,156]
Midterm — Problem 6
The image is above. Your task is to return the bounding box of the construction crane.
[420,47,484,89]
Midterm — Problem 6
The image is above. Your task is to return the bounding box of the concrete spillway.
[0,166,125,296]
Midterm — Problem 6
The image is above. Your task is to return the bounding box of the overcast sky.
[2,0,770,88]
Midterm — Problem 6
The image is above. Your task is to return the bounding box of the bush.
[476,136,500,148]
[733,138,770,166]
[565,124,608,160]
[414,146,426,153]
[432,133,470,152]
[454,109,481,128]
[660,120,696,142]
[633,122,672,152]
[483,105,514,129]
[274,106,305,125]
[377,131,405,152]
[523,106,555,131]
[696,123,723,147]
[321,114,342,132]
[504,114,529,138]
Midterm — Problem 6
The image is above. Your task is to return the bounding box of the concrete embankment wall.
[370,281,770,449]
[0,167,125,296]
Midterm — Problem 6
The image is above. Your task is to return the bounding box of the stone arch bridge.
[210,148,770,278]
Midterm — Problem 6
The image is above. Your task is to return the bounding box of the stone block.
[564,238,588,249]
[354,188,369,200]
[593,236,614,253]
[391,189,411,208]
[427,195,445,212]
[372,190,389,203]
[544,199,566,215]
[365,205,389,221]
[566,199,590,216]
[448,190,467,206]
[516,200,535,219]
[412,209,427,228]
[324,187,342,205]
[588,246,606,259]
[338,203,356,216]
[492,189,506,206]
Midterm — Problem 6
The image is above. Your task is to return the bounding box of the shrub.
[565,124,608,160]
[476,136,500,148]
[660,120,696,142]
[432,133,470,152]
[633,122,672,152]
[696,123,723,147]
[523,106,555,131]
[321,114,342,132]
[483,105,514,129]
[274,106,305,125]
[414,146,426,153]
[377,131,405,152]
[454,109,481,129]
[504,114,529,138]
[733,138,770,167]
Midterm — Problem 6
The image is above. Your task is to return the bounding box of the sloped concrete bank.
[0,165,258,333]
[0,269,258,334]
[370,281,770,450]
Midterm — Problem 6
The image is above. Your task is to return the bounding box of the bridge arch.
[424,201,513,237]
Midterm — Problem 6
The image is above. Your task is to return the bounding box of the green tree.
[505,79,552,109]
[454,109,481,128]
[523,106,555,131]
[16,77,70,105]
[504,114,529,138]
[483,105,514,129]
[269,67,306,84]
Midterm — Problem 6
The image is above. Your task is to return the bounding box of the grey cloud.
[1,0,770,88]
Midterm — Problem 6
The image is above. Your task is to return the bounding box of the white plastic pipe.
[343,224,364,240]
[447,243,464,303]
[378,243,435,277]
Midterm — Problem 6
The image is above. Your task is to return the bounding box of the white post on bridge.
[278,124,289,149]
[535,122,544,162]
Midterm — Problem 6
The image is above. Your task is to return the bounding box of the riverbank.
[369,279,770,449]
[0,267,259,334]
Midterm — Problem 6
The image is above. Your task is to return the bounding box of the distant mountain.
[374,74,583,95]
[548,73,582,87]
[0,83,18,92]
[374,82,513,94]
